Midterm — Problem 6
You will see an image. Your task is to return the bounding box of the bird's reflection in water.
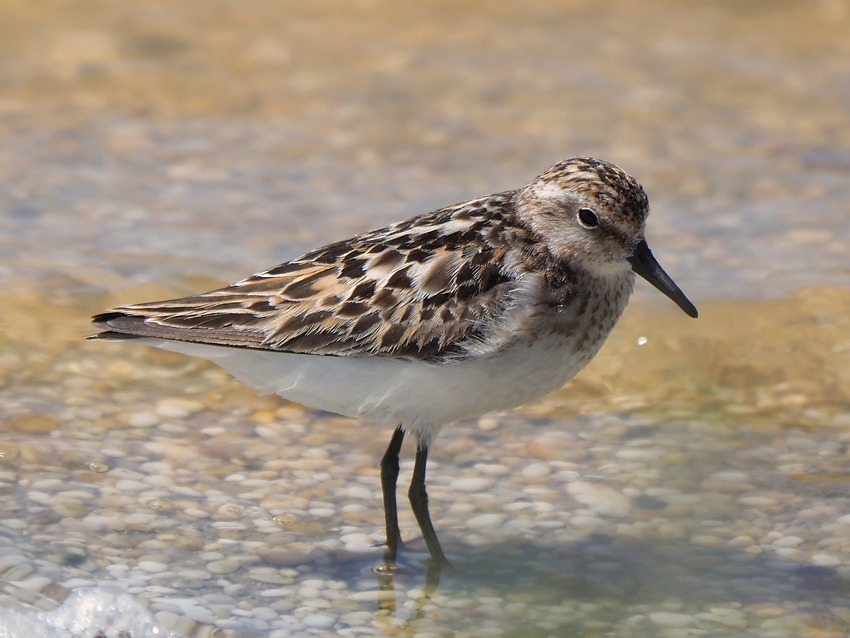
[373,558,444,631]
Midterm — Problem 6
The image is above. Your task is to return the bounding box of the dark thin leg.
[380,426,405,563]
[408,443,450,566]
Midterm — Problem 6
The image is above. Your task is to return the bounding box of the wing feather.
[92,192,525,363]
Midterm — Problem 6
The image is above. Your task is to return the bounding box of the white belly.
[148,322,605,447]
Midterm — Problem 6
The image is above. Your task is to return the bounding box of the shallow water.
[1,1,849,636]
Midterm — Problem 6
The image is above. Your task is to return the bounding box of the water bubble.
[85,461,109,473]
[372,563,398,577]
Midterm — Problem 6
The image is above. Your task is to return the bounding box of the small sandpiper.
[91,157,698,568]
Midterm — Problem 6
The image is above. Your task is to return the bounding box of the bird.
[90,157,698,568]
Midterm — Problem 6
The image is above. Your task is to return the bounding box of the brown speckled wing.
[92,193,520,363]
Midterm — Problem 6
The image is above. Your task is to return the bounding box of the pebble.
[348,590,381,602]
[566,481,631,517]
[302,613,335,628]
[115,479,149,492]
[127,411,160,427]
[773,547,802,559]
[772,535,804,547]
[648,612,694,627]
[697,609,747,628]
[738,495,777,506]
[253,606,278,621]
[570,515,606,530]
[526,431,578,461]
[521,462,551,479]
[700,471,754,492]
[0,555,29,572]
[298,586,321,599]
[340,533,373,552]
[6,413,59,433]
[466,514,505,529]
[138,561,169,573]
[616,448,661,461]
[155,398,205,419]
[31,479,64,491]
[206,559,241,574]
[344,485,372,499]
[811,554,842,566]
[450,477,494,492]
[755,607,788,619]
[143,441,199,462]
[474,463,511,477]
[691,534,723,545]
[11,576,52,592]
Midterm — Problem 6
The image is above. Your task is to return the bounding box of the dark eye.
[577,207,599,229]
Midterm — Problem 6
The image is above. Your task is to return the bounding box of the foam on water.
[0,587,178,638]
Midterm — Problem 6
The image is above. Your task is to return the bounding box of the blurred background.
[0,1,848,636]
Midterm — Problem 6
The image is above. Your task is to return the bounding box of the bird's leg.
[380,426,405,563]
[408,441,450,567]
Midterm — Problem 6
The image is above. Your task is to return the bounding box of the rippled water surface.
[1,1,849,636]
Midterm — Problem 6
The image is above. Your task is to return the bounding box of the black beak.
[628,239,698,318]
